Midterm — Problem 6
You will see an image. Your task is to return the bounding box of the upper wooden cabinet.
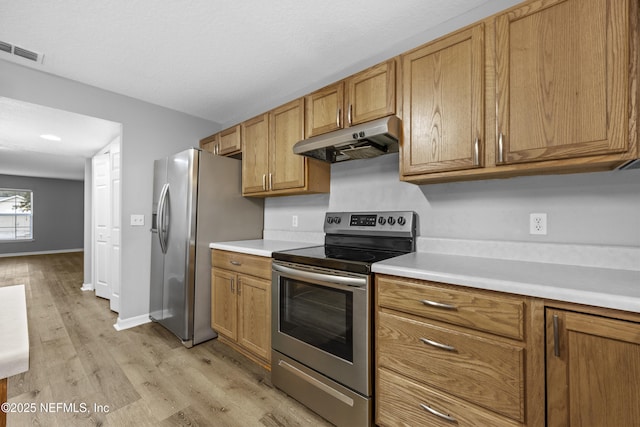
[401,24,484,176]
[305,59,396,138]
[242,99,330,197]
[546,307,640,427]
[218,125,242,156]
[241,113,270,194]
[199,124,242,157]
[400,0,639,184]
[495,0,630,165]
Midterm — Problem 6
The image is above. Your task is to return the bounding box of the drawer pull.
[421,299,456,310]
[420,403,458,423]
[229,260,241,266]
[420,337,456,352]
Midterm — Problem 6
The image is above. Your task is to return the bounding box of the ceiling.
[0,0,511,180]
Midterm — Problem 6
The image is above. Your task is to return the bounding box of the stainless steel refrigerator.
[149,148,263,347]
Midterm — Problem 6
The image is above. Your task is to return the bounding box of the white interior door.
[109,141,121,312]
[93,153,111,300]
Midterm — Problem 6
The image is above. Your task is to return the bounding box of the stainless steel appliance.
[150,148,263,347]
[293,115,401,163]
[271,211,416,427]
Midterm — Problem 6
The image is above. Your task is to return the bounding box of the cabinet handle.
[230,278,234,293]
[498,132,504,163]
[420,299,456,310]
[237,278,242,295]
[419,403,458,423]
[269,173,273,190]
[229,260,241,266]
[473,137,479,165]
[336,108,341,128]
[553,314,560,357]
[420,337,456,352]
[348,104,353,125]
[262,174,266,191]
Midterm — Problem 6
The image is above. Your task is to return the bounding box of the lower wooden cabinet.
[375,274,545,427]
[211,249,271,368]
[546,307,640,427]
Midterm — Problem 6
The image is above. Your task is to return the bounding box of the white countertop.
[372,252,640,313]
[0,284,29,379]
[209,239,318,257]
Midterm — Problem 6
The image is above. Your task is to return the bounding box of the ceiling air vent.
[13,46,42,63]
[0,40,44,64]
[0,41,12,54]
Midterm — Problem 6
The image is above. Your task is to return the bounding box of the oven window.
[279,278,353,362]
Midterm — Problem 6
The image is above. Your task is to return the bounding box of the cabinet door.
[270,98,306,191]
[199,133,218,154]
[346,59,396,126]
[401,25,484,175]
[305,82,344,137]
[211,269,237,340]
[546,308,640,427]
[237,274,271,362]
[241,114,270,195]
[495,0,629,165]
[218,125,242,156]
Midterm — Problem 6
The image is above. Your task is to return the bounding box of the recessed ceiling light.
[40,134,61,141]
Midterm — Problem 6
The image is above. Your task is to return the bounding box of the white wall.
[264,154,640,270]
[0,59,220,323]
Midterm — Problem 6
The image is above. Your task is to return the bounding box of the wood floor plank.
[1,253,333,426]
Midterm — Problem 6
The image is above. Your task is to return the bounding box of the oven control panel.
[325,211,416,236]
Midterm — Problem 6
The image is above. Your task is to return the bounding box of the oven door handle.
[272,263,367,288]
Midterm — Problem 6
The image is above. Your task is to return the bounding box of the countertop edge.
[372,254,640,314]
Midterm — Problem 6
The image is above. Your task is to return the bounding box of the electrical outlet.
[292,215,298,228]
[529,213,547,235]
[130,214,145,226]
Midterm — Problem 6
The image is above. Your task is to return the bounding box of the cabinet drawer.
[377,368,521,427]
[377,275,524,340]
[211,250,271,280]
[377,311,525,422]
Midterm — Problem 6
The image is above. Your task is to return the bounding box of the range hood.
[293,115,401,163]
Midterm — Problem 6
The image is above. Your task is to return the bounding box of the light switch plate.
[130,214,145,226]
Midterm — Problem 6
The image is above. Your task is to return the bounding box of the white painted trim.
[81,283,94,292]
[113,314,151,331]
[0,248,83,258]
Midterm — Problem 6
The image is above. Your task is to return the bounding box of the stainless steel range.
[271,211,416,427]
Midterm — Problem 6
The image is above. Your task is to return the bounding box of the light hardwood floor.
[0,253,332,427]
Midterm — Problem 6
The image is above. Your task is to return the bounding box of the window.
[0,189,33,241]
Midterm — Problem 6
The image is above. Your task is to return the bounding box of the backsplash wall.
[264,154,640,268]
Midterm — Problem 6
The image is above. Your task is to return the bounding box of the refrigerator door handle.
[157,183,170,254]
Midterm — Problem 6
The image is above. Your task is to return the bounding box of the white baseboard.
[81,283,94,291]
[114,314,151,331]
[0,248,83,258]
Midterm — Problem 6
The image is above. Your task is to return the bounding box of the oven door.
[272,261,371,396]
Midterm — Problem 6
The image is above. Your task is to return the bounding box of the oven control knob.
[327,217,334,224]
[387,216,396,225]
[398,216,406,226]
[334,216,341,224]
[378,217,386,225]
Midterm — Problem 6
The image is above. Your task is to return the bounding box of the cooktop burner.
[272,211,417,274]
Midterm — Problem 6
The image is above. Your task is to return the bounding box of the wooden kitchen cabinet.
[199,124,242,157]
[305,59,396,138]
[241,113,270,194]
[375,274,545,427]
[211,249,272,368]
[545,307,640,427]
[242,99,330,197]
[401,24,485,176]
[494,0,632,165]
[400,0,639,184]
